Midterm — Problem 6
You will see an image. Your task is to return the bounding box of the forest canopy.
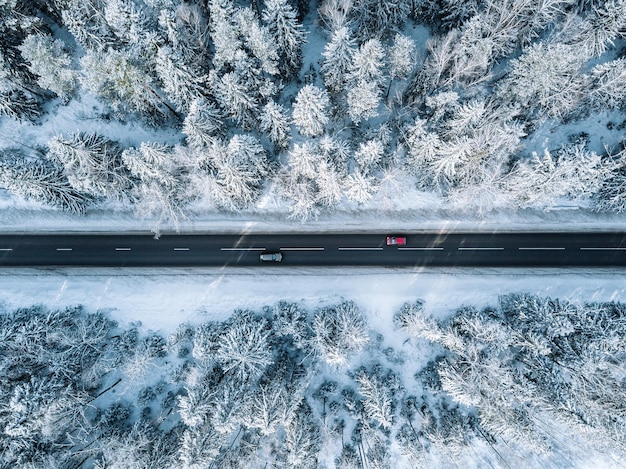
[0,0,624,229]
[1,294,625,467]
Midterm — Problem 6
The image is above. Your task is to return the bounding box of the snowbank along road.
[1,232,626,267]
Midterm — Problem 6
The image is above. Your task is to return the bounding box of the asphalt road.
[1,232,626,267]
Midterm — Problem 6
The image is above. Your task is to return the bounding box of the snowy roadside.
[1,266,625,334]
[2,196,626,234]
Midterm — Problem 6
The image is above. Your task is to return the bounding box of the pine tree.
[0,152,92,214]
[80,48,170,123]
[237,7,280,76]
[389,33,417,82]
[104,0,151,48]
[499,42,588,118]
[262,0,307,77]
[346,80,381,124]
[216,312,273,383]
[589,58,626,110]
[18,34,78,101]
[211,70,259,129]
[352,0,412,37]
[321,27,356,92]
[284,402,320,468]
[208,0,241,71]
[259,100,291,149]
[202,134,270,209]
[155,46,208,113]
[356,366,400,430]
[292,85,330,137]
[182,98,224,149]
[343,169,377,203]
[347,38,385,85]
[47,132,131,199]
[310,301,369,368]
[0,89,41,121]
[354,139,384,174]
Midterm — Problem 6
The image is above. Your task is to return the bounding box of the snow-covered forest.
[1,294,625,468]
[0,0,625,229]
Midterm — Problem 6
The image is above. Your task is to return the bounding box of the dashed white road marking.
[220,247,265,251]
[279,247,324,251]
[338,247,384,251]
[174,248,190,251]
[115,248,131,251]
[56,248,72,251]
[518,247,565,251]
[458,247,504,251]
[398,247,444,250]
[0,248,12,251]
[580,247,626,250]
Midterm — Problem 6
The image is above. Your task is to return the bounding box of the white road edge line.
[220,247,265,251]
[115,248,131,251]
[56,248,72,251]
[580,247,626,250]
[174,248,190,251]
[518,247,565,250]
[338,247,384,251]
[458,247,504,251]
[279,247,324,251]
[398,247,444,250]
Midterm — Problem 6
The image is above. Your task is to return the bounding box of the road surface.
[1,232,626,267]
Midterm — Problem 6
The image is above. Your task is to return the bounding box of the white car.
[260,252,283,262]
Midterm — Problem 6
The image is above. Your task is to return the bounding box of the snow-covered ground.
[2,267,625,334]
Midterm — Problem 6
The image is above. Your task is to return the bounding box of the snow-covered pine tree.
[351,0,412,38]
[60,0,115,50]
[18,34,78,102]
[81,48,170,123]
[179,425,224,469]
[389,33,417,83]
[499,42,588,119]
[356,366,400,430]
[310,301,369,368]
[347,80,381,124]
[321,26,356,92]
[283,402,321,468]
[259,100,291,150]
[344,38,385,124]
[208,0,241,71]
[0,89,41,121]
[215,312,274,383]
[103,0,151,49]
[211,69,259,129]
[589,58,626,110]
[47,132,131,199]
[354,139,384,174]
[292,85,330,137]
[182,98,224,149]
[271,301,310,350]
[156,46,208,114]
[262,0,307,77]
[347,38,385,86]
[237,7,280,76]
[204,134,270,210]
[0,151,93,214]
[343,169,377,203]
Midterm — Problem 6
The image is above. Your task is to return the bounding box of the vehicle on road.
[260,252,283,262]
[386,236,407,246]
